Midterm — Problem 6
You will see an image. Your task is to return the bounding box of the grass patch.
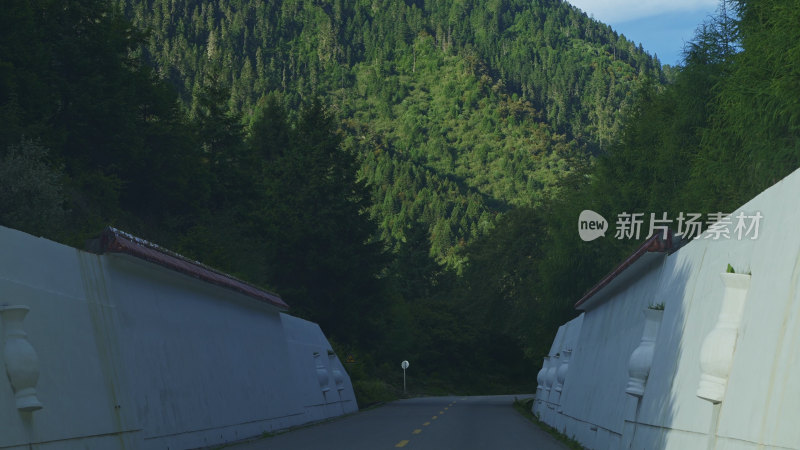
[513,397,584,450]
[351,377,399,407]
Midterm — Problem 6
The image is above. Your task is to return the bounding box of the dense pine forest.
[2,0,798,401]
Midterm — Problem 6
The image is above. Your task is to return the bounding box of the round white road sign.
[401,360,409,369]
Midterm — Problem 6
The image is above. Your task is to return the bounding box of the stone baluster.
[697,272,751,403]
[536,356,549,397]
[546,353,559,395]
[626,308,664,397]
[314,352,330,394]
[1,305,43,411]
[555,349,572,393]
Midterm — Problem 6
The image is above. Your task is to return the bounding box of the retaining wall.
[0,227,356,449]
[535,168,800,449]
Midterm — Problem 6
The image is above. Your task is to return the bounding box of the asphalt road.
[220,395,568,450]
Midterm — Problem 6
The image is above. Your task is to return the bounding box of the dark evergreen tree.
[252,99,388,344]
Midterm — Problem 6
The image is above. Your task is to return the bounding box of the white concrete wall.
[537,167,800,449]
[534,314,584,435]
[0,226,357,449]
[0,228,140,450]
[280,313,358,422]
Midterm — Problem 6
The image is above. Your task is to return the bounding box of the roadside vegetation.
[513,397,584,450]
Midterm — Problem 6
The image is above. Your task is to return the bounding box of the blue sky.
[566,0,721,66]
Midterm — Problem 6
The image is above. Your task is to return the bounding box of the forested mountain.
[116,0,664,266]
[487,0,800,373]
[7,0,796,403]
[119,0,661,140]
[0,0,662,397]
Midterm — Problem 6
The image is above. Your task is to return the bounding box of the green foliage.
[12,0,764,398]
[514,398,584,450]
[584,0,799,229]
[511,0,800,360]
[459,208,549,355]
[114,0,661,268]
[250,99,389,343]
[0,0,212,242]
[434,0,800,370]
[0,140,68,237]
[350,378,398,407]
[345,34,588,266]
[689,0,800,211]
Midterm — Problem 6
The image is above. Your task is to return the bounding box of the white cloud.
[567,0,719,24]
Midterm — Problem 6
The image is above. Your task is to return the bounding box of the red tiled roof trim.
[574,231,673,309]
[99,228,289,310]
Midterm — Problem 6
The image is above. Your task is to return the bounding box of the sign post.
[401,360,409,395]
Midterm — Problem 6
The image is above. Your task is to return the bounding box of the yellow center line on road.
[395,439,410,447]
[444,407,448,410]
[413,429,422,434]
[439,410,444,414]
[432,415,438,420]
[423,421,431,426]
